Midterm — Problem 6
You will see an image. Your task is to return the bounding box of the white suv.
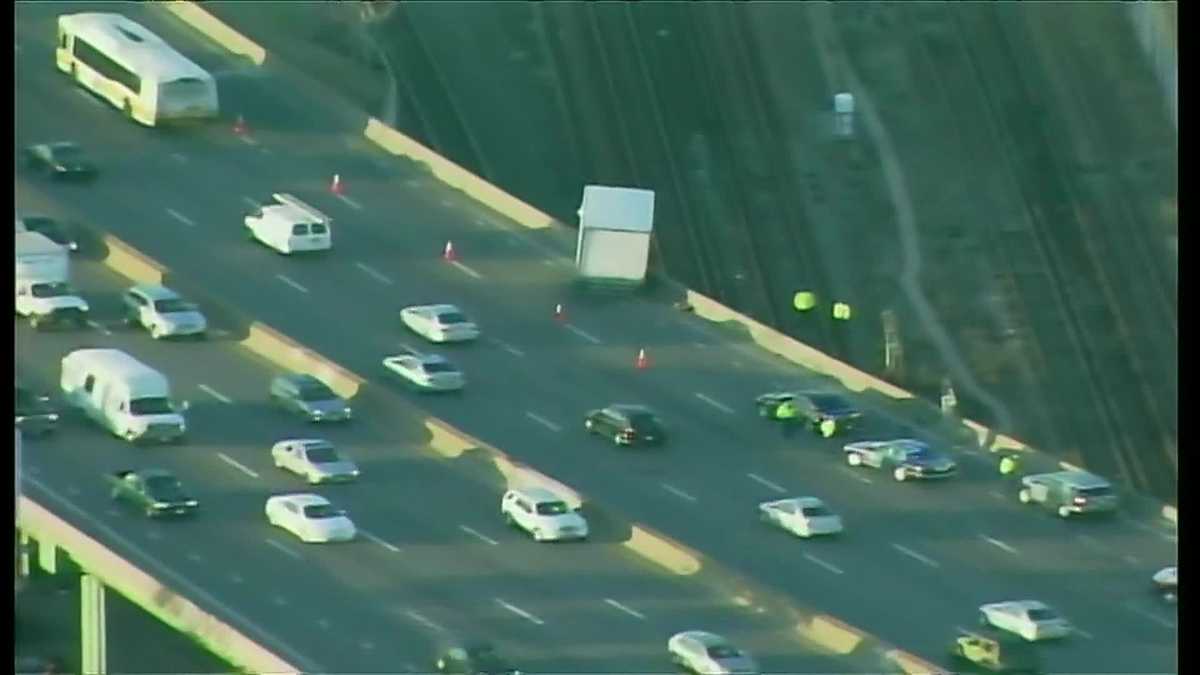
[244,193,332,254]
[501,487,588,542]
[122,284,207,339]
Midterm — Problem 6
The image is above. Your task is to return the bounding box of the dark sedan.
[23,142,98,181]
[755,391,862,432]
[584,404,666,446]
[15,384,59,437]
[435,642,519,675]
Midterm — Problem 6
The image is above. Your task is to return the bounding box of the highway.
[16,260,849,674]
[16,3,1178,672]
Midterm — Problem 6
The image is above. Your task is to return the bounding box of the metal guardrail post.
[80,573,108,675]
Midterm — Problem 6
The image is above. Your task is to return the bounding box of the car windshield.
[628,412,659,429]
[303,504,343,519]
[1077,486,1112,498]
[50,144,83,161]
[801,506,833,517]
[437,311,469,325]
[154,298,195,314]
[901,444,931,459]
[297,384,336,402]
[536,501,570,516]
[144,475,184,498]
[424,361,456,374]
[129,397,173,416]
[707,645,741,659]
[305,445,340,464]
[810,394,851,411]
[31,282,73,298]
[22,217,57,232]
[1027,608,1059,622]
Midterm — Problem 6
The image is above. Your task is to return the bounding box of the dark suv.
[269,374,352,423]
[584,404,666,446]
[15,383,59,436]
[755,391,862,433]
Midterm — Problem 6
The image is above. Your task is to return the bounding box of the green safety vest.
[820,419,837,437]
[776,403,798,420]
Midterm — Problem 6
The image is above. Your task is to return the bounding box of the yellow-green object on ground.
[820,418,837,438]
[833,302,852,321]
[999,455,1018,476]
[793,291,817,312]
[776,401,799,420]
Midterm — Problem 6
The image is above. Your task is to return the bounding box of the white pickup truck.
[15,231,89,329]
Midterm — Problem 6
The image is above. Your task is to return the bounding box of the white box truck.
[575,185,655,287]
[60,349,187,443]
[15,231,89,329]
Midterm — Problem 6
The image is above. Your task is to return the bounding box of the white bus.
[55,12,219,127]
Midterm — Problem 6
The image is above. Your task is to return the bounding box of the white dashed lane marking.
[981,535,1019,555]
[565,323,602,344]
[355,262,394,285]
[264,538,302,560]
[166,208,195,227]
[525,411,562,432]
[216,453,259,479]
[804,553,844,575]
[839,467,873,484]
[694,392,734,414]
[892,543,940,568]
[604,598,646,620]
[406,610,446,632]
[241,196,260,208]
[661,483,698,503]
[360,530,401,553]
[336,193,363,211]
[1124,603,1176,629]
[495,598,544,625]
[492,338,525,358]
[746,473,787,494]
[86,320,113,336]
[449,260,483,279]
[276,274,309,294]
[459,525,499,546]
[198,384,232,404]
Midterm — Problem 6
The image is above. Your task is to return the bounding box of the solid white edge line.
[565,323,602,344]
[336,193,363,211]
[694,392,735,414]
[746,473,787,494]
[981,535,1018,555]
[275,274,309,294]
[197,384,232,404]
[459,524,499,546]
[891,542,941,568]
[264,538,302,559]
[354,262,394,285]
[449,260,483,279]
[661,483,698,503]
[216,453,259,479]
[406,610,446,632]
[360,530,401,553]
[804,553,844,575]
[494,598,545,625]
[604,598,646,620]
[24,476,324,673]
[525,411,562,432]
[166,208,195,227]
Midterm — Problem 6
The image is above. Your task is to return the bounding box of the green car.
[108,469,198,518]
[949,627,1042,674]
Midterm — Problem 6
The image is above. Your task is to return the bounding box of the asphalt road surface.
[15,3,1178,673]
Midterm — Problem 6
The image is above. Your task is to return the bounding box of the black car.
[17,215,80,252]
[23,142,98,181]
[584,404,666,446]
[107,469,199,518]
[755,391,862,433]
[15,384,59,437]
[435,642,519,675]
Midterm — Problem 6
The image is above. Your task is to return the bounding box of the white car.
[265,494,356,543]
[382,353,465,392]
[667,631,758,675]
[270,439,360,484]
[244,193,332,255]
[122,284,207,339]
[501,487,588,542]
[400,304,480,343]
[979,600,1072,641]
[758,497,843,538]
[1153,566,1177,601]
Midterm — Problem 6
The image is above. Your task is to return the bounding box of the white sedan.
[265,494,356,543]
[382,353,465,392]
[979,600,1072,641]
[400,304,480,343]
[271,439,360,484]
[1153,566,1177,601]
[758,497,843,538]
[667,631,758,675]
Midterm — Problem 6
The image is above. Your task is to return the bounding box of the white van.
[60,349,187,443]
[244,193,333,255]
[15,231,89,329]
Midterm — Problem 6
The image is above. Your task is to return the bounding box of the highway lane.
[15,4,1177,671]
[15,260,854,673]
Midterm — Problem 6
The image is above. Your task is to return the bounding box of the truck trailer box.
[575,185,655,286]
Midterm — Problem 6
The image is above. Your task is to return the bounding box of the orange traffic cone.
[232,114,247,135]
[443,240,457,262]
[330,174,345,195]
[635,348,650,370]
[554,303,567,322]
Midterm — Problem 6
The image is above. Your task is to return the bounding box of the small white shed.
[575,185,656,285]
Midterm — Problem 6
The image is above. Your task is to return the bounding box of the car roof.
[44,141,81,153]
[682,631,727,647]
[277,373,323,386]
[790,496,826,508]
[138,468,175,480]
[610,404,654,415]
[1041,470,1110,488]
[298,439,334,450]
[276,493,330,507]
[513,486,565,503]
[128,284,181,301]
[417,354,451,366]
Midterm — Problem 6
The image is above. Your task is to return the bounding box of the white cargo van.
[60,349,187,443]
[244,193,332,254]
[15,231,89,329]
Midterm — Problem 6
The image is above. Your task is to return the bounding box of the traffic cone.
[330,174,345,195]
[635,348,650,370]
[232,114,247,135]
[554,303,566,322]
[442,240,457,262]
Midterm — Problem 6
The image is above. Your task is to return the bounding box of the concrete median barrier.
[19,497,301,674]
[363,118,558,231]
[100,234,166,286]
[623,525,703,576]
[239,322,364,399]
[160,2,267,66]
[885,649,951,675]
[800,614,869,655]
[424,418,476,459]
